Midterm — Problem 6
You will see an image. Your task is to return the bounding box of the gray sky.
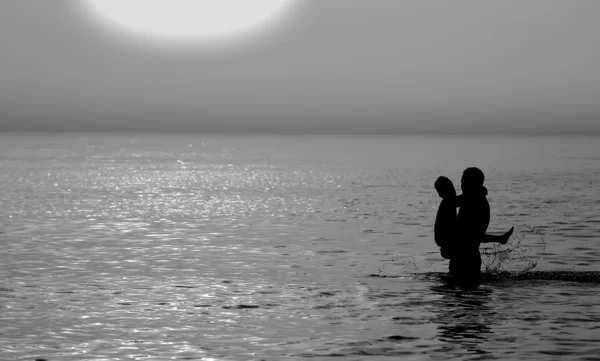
[1,0,599,134]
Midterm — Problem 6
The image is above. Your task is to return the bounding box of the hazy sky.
[1,0,599,134]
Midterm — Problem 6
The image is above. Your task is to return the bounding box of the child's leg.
[481,227,514,244]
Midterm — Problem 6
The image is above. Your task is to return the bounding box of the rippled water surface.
[1,134,599,360]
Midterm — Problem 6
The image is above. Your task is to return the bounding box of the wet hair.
[434,176,456,198]
[463,167,485,188]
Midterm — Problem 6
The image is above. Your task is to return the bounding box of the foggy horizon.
[2,113,599,136]
[1,0,599,135]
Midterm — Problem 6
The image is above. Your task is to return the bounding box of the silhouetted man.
[449,167,490,290]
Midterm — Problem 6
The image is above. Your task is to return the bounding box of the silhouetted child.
[434,176,513,259]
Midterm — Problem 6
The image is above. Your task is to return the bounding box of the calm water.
[0,133,599,361]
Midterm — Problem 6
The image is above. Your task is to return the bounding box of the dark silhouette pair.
[434,167,513,290]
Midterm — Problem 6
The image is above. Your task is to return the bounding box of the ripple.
[371,271,600,284]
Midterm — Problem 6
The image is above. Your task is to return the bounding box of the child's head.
[435,176,456,198]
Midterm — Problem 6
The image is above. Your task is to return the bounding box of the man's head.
[461,167,485,195]
[435,176,456,199]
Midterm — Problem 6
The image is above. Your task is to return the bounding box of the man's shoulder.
[465,195,489,207]
[457,196,489,217]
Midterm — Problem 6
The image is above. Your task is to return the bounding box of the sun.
[81,0,297,44]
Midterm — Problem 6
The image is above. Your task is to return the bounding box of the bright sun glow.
[82,0,297,44]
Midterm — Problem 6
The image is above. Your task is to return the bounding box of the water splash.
[481,223,547,275]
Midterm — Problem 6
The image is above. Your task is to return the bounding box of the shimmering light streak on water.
[0,134,599,360]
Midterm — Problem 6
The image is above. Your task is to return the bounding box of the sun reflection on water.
[1,135,599,359]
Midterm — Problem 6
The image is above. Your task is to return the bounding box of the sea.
[0,133,598,361]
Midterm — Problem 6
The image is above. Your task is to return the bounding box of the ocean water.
[0,133,598,361]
